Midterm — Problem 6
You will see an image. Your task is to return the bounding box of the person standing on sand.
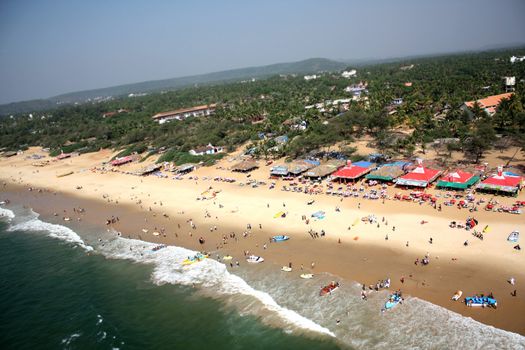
[406,241,409,247]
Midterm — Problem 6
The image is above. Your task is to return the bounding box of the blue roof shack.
[274,135,289,144]
[353,160,374,168]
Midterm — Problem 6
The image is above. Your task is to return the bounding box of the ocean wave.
[8,216,93,252]
[235,264,525,350]
[0,207,15,220]
[97,237,335,338]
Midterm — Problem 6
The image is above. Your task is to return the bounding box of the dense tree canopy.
[1,48,524,164]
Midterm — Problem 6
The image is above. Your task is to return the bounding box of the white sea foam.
[236,264,525,350]
[61,332,81,346]
[8,216,93,252]
[0,207,15,220]
[98,237,335,337]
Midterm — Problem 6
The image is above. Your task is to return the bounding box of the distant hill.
[0,58,347,116]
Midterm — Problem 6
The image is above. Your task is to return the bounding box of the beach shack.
[134,164,162,176]
[303,159,345,180]
[270,159,317,177]
[110,156,133,166]
[56,153,72,160]
[332,160,373,183]
[365,161,409,183]
[231,159,259,173]
[175,163,196,174]
[270,164,289,176]
[395,159,442,188]
[476,166,522,196]
[3,151,17,158]
[436,170,480,190]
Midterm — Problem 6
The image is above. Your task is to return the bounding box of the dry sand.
[1,146,524,335]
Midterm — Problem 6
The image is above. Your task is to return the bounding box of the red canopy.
[332,164,370,180]
[399,166,441,182]
[111,156,133,166]
[441,170,474,183]
[481,175,521,187]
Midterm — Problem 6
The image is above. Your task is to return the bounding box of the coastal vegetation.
[1,48,524,164]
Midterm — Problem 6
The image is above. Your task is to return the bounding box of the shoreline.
[2,181,524,336]
[1,148,524,335]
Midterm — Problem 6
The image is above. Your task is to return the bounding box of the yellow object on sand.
[222,255,233,260]
[274,211,285,218]
[483,225,491,233]
[352,218,359,226]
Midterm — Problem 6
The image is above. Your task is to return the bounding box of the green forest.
[1,48,525,165]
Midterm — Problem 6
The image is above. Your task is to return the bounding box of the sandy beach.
[1,147,524,335]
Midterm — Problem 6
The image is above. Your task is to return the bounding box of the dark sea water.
[1,205,524,350]
[0,219,341,350]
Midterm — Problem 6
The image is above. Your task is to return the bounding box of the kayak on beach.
[281,266,292,272]
[451,290,463,301]
[508,230,519,243]
[465,296,497,308]
[300,273,314,279]
[272,235,289,242]
[383,292,403,311]
[320,281,339,296]
[246,255,264,263]
[182,253,208,265]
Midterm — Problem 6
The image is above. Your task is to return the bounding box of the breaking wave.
[0,207,15,220]
[7,210,93,252]
[97,237,335,337]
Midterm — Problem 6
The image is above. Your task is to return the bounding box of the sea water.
[0,205,524,350]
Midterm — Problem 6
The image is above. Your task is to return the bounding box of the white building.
[304,74,319,81]
[341,70,357,78]
[152,104,217,124]
[510,56,525,63]
[189,143,223,156]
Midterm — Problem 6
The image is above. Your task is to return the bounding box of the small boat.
[508,230,519,243]
[272,235,290,242]
[320,282,339,296]
[464,296,497,308]
[63,217,71,221]
[281,266,292,272]
[152,244,167,252]
[307,199,315,205]
[246,255,264,263]
[182,253,208,265]
[451,290,463,301]
[152,231,160,236]
[300,273,314,279]
[222,255,233,261]
[274,211,286,218]
[384,293,403,310]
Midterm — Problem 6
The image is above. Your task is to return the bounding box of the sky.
[0,0,524,104]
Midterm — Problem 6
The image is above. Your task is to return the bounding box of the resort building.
[189,143,223,156]
[152,104,217,124]
[341,70,357,78]
[461,93,513,117]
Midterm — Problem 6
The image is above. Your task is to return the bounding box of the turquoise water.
[0,220,340,350]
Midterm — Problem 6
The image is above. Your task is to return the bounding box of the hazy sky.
[1,0,524,104]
